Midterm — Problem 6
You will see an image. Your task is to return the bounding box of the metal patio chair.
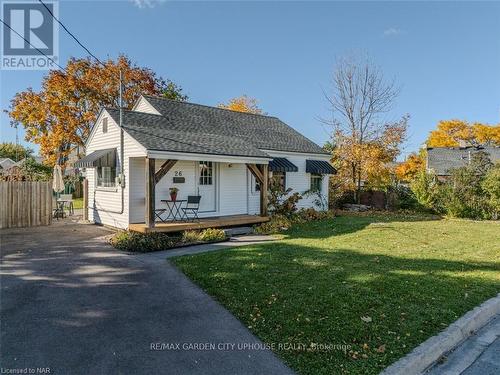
[181,195,201,222]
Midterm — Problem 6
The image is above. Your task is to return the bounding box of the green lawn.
[172,213,500,375]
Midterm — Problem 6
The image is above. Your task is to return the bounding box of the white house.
[75,95,335,232]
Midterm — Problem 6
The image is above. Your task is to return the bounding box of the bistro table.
[158,199,187,222]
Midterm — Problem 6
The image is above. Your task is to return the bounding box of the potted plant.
[169,187,179,201]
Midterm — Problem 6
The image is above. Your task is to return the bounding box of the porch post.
[145,157,156,228]
[260,164,269,217]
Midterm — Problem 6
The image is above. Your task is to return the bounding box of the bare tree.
[324,55,408,203]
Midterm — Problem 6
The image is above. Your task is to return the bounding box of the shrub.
[482,164,500,219]
[390,185,422,210]
[255,209,335,234]
[109,231,178,252]
[296,207,334,222]
[410,170,441,211]
[182,230,202,243]
[268,180,302,217]
[254,214,293,234]
[110,228,226,252]
[199,228,226,242]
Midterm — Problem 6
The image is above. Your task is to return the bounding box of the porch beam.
[246,163,264,184]
[145,157,156,228]
[155,159,177,184]
[259,164,269,217]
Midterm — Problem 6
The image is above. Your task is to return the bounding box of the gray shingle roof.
[106,109,270,158]
[427,146,500,175]
[140,95,328,156]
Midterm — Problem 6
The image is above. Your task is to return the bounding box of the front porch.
[142,156,270,230]
[129,214,269,233]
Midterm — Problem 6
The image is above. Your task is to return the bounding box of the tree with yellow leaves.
[218,95,263,114]
[8,55,187,166]
[427,119,500,147]
[395,150,426,182]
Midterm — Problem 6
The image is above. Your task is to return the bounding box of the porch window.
[97,166,116,187]
[271,171,286,192]
[199,161,213,185]
[310,174,323,192]
[251,174,261,194]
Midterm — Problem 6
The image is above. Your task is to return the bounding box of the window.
[271,171,286,192]
[310,174,323,192]
[97,166,116,187]
[199,161,213,185]
[102,118,108,133]
[251,174,261,194]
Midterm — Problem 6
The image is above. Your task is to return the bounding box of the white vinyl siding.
[85,110,146,229]
[133,96,161,115]
[266,152,330,211]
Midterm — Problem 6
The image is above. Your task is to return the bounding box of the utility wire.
[0,17,66,71]
[38,0,105,67]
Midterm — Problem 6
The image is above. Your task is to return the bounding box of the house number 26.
[174,171,182,176]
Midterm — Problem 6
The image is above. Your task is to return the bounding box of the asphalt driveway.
[0,221,293,375]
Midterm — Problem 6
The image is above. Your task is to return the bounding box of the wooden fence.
[0,181,53,229]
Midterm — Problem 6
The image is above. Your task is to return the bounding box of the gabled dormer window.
[102,118,108,133]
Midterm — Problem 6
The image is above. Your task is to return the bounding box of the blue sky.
[1,0,499,159]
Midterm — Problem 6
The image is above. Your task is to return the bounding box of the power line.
[0,17,66,71]
[38,0,105,67]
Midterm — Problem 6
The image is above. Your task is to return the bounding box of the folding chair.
[181,195,201,222]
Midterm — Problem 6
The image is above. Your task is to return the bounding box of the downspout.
[92,69,125,214]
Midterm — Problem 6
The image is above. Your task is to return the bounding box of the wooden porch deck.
[128,214,269,233]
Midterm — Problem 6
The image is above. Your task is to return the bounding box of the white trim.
[262,149,331,160]
[147,150,271,164]
[84,109,107,149]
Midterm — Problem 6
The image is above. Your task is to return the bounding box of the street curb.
[380,293,500,375]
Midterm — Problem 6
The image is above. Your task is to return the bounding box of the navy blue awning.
[74,148,116,168]
[269,158,298,172]
[306,159,336,174]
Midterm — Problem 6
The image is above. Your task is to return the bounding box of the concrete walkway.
[427,315,500,375]
[0,223,292,375]
[134,234,276,262]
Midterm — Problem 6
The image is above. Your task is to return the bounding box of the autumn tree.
[218,95,263,114]
[8,55,187,165]
[427,120,500,147]
[395,150,426,182]
[0,142,33,161]
[324,55,408,202]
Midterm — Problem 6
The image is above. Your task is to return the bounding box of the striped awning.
[269,158,298,172]
[306,159,336,174]
[74,148,116,168]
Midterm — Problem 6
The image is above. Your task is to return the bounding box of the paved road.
[427,315,500,375]
[0,221,294,375]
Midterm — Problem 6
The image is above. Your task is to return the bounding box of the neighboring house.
[427,146,500,177]
[0,158,16,175]
[75,95,336,230]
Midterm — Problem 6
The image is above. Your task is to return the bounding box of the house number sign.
[173,171,185,183]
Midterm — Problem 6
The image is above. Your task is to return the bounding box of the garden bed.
[109,228,227,252]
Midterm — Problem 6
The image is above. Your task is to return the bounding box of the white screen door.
[198,161,216,212]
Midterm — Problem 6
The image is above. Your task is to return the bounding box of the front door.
[197,161,216,212]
